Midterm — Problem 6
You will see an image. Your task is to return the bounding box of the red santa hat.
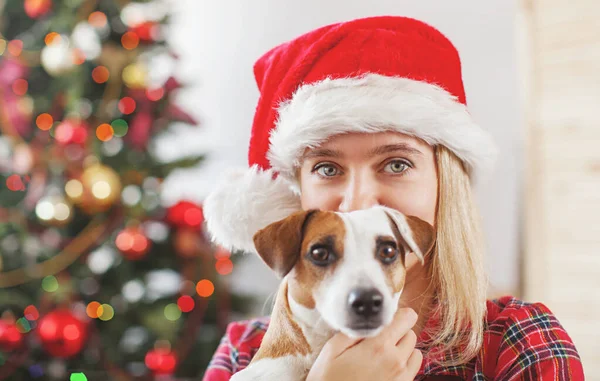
[203,16,497,253]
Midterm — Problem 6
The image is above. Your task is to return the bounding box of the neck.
[399,259,435,337]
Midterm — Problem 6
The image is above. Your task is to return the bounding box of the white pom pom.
[203,165,302,254]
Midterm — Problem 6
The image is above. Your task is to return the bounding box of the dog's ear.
[253,209,319,278]
[383,208,436,264]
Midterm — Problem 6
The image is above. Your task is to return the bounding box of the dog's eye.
[378,244,398,264]
[308,247,334,266]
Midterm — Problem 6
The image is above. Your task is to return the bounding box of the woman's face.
[299,131,438,226]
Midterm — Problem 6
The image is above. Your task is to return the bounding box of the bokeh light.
[121,32,139,50]
[36,113,54,130]
[64,323,81,340]
[45,32,61,45]
[86,301,101,318]
[55,202,70,221]
[88,12,107,28]
[24,0,52,19]
[55,121,74,144]
[72,49,86,65]
[12,79,28,95]
[92,66,110,84]
[65,179,83,200]
[215,258,233,275]
[115,228,150,259]
[195,279,214,298]
[145,348,177,375]
[214,247,231,260]
[29,365,44,378]
[0,39,6,55]
[146,87,164,101]
[122,63,146,88]
[118,97,136,114]
[42,275,59,292]
[177,295,194,313]
[70,373,88,381]
[7,40,23,56]
[111,119,128,137]
[96,123,114,141]
[24,305,40,320]
[164,303,181,321]
[6,174,23,191]
[98,304,114,321]
[16,317,31,333]
[92,181,111,199]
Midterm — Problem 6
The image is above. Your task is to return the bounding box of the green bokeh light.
[164,303,182,321]
[41,275,58,292]
[98,304,114,321]
[16,317,31,333]
[111,119,129,137]
[70,373,88,381]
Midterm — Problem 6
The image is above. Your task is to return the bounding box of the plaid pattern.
[202,297,584,380]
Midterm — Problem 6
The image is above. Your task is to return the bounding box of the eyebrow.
[369,143,424,157]
[301,143,424,161]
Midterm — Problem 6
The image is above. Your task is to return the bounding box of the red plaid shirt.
[202,296,584,380]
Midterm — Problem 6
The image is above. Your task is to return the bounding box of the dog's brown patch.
[252,279,311,362]
[376,234,407,294]
[288,212,346,310]
[253,210,319,278]
[404,215,436,258]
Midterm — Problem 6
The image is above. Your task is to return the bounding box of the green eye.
[384,160,409,174]
[316,165,338,177]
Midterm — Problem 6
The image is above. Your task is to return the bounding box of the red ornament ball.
[37,309,88,358]
[115,226,151,260]
[0,319,23,352]
[145,348,177,375]
[166,201,204,230]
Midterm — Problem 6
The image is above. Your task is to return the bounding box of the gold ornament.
[73,164,122,214]
[35,195,74,227]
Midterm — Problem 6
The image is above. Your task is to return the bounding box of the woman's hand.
[306,308,422,381]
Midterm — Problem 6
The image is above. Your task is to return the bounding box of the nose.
[347,288,383,318]
[338,173,380,212]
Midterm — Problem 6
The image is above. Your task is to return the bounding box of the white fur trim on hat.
[202,165,302,254]
[268,73,497,185]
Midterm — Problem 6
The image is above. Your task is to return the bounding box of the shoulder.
[483,296,584,380]
[204,317,270,379]
[485,295,557,328]
[224,316,270,350]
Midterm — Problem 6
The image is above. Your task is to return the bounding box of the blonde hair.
[423,145,487,366]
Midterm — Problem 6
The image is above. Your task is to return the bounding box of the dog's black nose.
[347,288,383,318]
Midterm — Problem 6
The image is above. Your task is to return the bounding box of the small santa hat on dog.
[203,16,497,254]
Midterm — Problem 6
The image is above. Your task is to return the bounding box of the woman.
[201,16,584,380]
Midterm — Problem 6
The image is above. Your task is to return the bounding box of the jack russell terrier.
[230,205,436,381]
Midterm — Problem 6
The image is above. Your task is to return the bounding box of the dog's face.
[252,205,435,338]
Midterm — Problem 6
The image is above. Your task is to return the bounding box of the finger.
[405,349,423,379]
[380,307,418,346]
[322,332,363,359]
[395,328,417,359]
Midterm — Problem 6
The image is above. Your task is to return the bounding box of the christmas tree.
[0,1,253,379]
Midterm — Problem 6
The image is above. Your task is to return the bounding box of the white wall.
[158,0,521,313]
